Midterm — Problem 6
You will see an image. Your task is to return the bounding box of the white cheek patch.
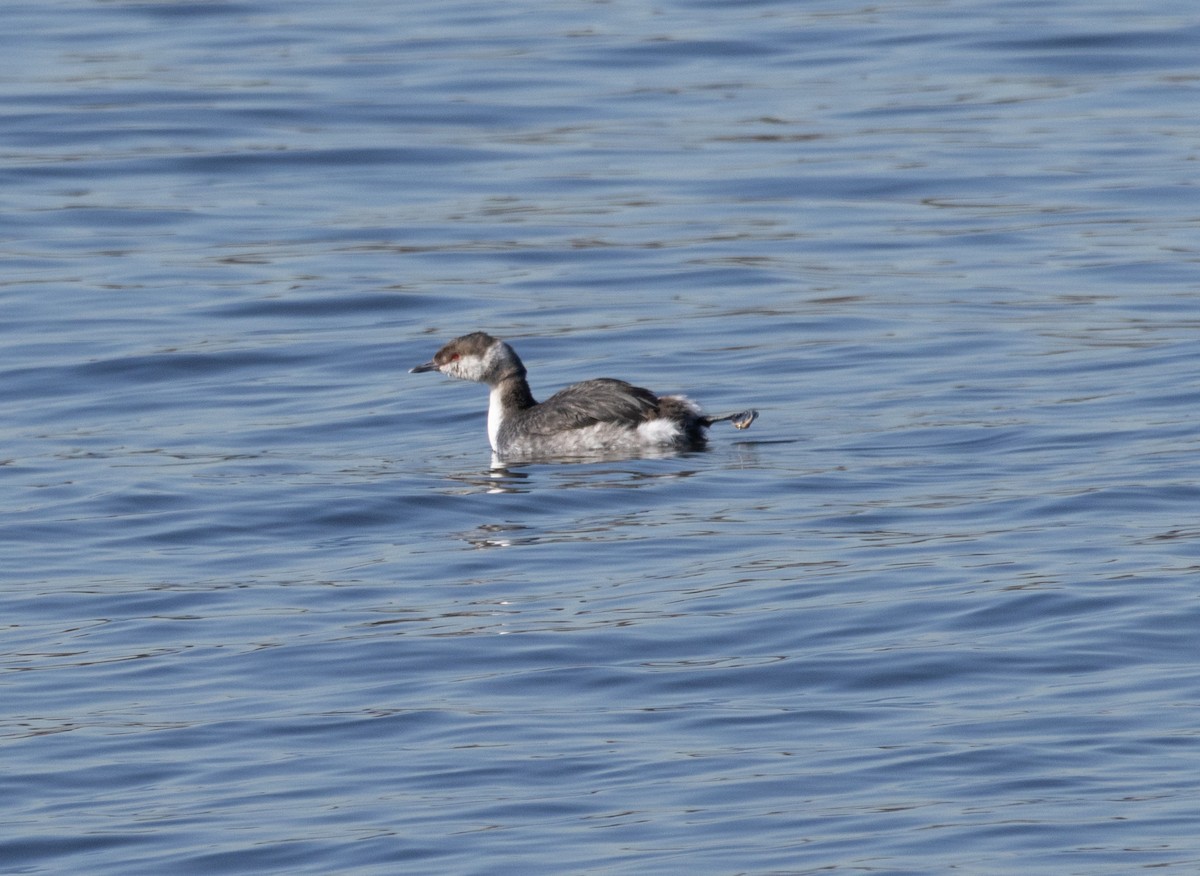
[444,355,487,382]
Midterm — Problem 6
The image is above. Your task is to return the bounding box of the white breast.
[487,385,505,452]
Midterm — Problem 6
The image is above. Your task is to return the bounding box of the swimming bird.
[410,332,757,459]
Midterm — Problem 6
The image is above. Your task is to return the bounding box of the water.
[3,0,1199,872]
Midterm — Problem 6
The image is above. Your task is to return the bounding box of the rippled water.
[4,0,1200,873]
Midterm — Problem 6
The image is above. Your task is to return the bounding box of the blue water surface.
[3,0,1199,873]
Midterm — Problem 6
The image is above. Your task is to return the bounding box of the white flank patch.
[637,418,683,446]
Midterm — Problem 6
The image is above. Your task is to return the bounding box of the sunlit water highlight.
[3,0,1199,873]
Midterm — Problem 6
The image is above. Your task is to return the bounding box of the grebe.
[410,332,757,459]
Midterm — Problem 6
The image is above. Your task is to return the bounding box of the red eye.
[450,353,460,361]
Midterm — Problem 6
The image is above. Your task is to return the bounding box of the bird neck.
[487,374,537,451]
